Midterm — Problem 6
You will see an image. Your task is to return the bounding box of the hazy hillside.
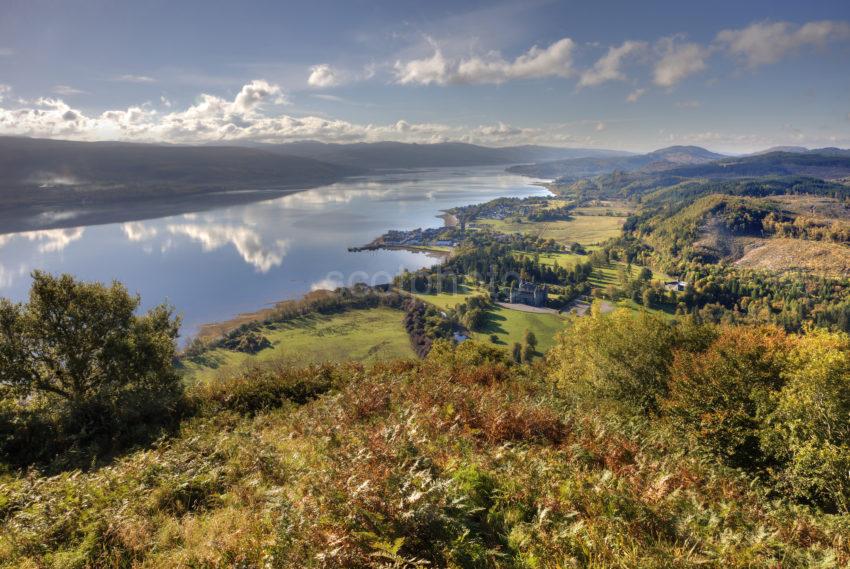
[0,136,363,233]
[507,145,724,179]
[256,140,630,170]
[0,136,360,191]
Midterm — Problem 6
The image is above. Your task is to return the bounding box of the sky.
[0,0,849,153]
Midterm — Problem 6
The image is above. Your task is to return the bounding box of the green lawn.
[513,251,587,268]
[411,283,484,310]
[181,307,414,382]
[412,284,566,356]
[475,214,625,245]
[473,304,566,355]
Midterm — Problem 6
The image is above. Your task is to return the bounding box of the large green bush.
[0,272,181,467]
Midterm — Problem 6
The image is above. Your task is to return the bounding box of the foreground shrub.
[0,272,181,468]
[664,324,791,467]
[188,362,354,415]
[761,328,850,512]
[547,308,683,413]
[4,355,849,567]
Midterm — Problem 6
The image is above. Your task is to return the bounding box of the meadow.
[181,307,414,382]
[474,214,625,245]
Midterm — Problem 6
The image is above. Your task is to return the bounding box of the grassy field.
[473,304,565,353]
[513,251,587,267]
[412,285,566,354]
[475,214,625,245]
[411,283,484,310]
[182,307,414,382]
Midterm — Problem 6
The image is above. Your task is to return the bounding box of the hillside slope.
[0,136,362,233]
[507,145,724,179]
[3,330,849,567]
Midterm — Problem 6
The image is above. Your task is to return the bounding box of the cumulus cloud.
[0,84,9,103]
[3,228,87,254]
[716,20,850,68]
[653,38,708,87]
[0,79,599,146]
[394,37,575,85]
[307,64,340,88]
[122,222,159,242]
[167,223,290,272]
[626,88,646,103]
[578,41,647,88]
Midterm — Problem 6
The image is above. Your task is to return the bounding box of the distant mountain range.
[0,136,361,193]
[0,136,364,233]
[507,145,726,180]
[657,150,850,180]
[246,140,630,170]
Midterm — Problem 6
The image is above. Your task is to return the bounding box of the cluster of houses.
[451,200,538,221]
[380,227,457,248]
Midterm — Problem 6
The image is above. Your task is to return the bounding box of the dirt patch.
[735,237,850,274]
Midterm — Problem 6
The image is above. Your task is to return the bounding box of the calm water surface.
[0,167,547,338]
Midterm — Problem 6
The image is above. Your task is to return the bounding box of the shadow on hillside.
[479,309,508,336]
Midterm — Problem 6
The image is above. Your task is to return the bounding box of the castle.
[509,280,548,307]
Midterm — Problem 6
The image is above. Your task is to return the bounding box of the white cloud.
[311,276,343,291]
[0,79,602,146]
[4,228,87,254]
[394,37,575,85]
[232,79,287,111]
[653,38,708,87]
[578,41,647,88]
[0,84,9,103]
[167,223,290,272]
[114,74,156,83]
[394,49,451,85]
[307,64,340,88]
[675,99,701,109]
[160,96,172,108]
[716,20,850,68]
[626,88,646,103]
[52,85,86,96]
[122,222,158,242]
[0,48,12,57]
[595,121,606,132]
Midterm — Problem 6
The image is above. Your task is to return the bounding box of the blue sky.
[0,0,848,152]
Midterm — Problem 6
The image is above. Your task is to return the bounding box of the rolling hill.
[0,136,360,192]
[507,145,725,179]
[0,136,363,233]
